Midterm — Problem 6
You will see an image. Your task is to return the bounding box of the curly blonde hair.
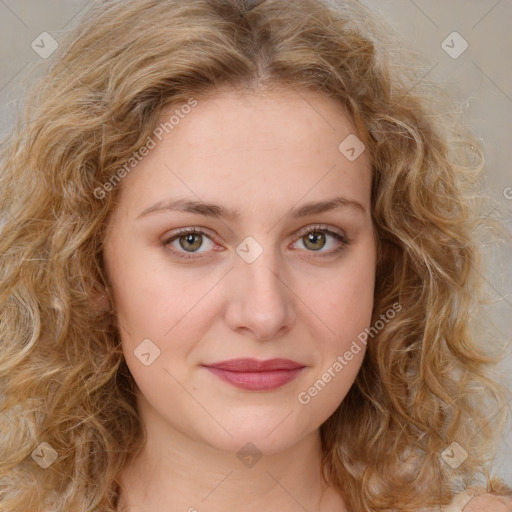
[1,0,510,510]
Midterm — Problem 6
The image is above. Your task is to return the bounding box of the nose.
[224,246,296,342]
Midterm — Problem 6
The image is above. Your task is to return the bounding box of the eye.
[291,224,348,257]
[161,227,218,260]
[161,224,349,261]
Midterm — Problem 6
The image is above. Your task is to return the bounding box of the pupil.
[306,232,325,251]
[181,233,201,251]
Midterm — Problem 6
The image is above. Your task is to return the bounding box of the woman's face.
[103,86,376,456]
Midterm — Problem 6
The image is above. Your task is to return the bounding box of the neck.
[117,398,347,512]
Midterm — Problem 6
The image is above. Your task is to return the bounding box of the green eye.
[161,224,348,261]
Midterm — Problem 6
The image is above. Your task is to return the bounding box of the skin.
[103,85,377,512]
[465,495,512,512]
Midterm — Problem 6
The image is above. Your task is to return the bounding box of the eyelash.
[161,224,349,261]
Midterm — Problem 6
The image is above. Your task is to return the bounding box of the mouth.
[202,358,306,391]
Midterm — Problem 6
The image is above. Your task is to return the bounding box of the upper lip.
[204,358,305,372]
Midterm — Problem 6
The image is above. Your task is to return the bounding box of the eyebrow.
[136,196,367,220]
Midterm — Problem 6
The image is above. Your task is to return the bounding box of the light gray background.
[0,0,511,485]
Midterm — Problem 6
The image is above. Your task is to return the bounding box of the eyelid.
[293,223,347,242]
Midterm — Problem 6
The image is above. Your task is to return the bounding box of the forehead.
[158,85,363,149]
[113,86,372,221]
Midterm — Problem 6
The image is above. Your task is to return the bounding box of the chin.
[196,419,311,458]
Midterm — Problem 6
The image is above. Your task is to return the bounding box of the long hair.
[0,1,510,510]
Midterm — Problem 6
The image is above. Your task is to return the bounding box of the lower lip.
[204,367,304,391]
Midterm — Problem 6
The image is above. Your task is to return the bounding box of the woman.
[0,0,510,510]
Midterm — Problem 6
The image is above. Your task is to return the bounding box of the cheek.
[311,248,376,348]
[295,246,375,415]
[105,245,219,376]
[105,237,198,337]
[295,266,373,416]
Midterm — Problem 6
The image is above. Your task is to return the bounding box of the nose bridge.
[226,234,294,340]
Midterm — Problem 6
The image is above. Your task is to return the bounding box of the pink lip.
[203,358,305,391]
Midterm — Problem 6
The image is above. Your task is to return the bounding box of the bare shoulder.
[464,493,512,512]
